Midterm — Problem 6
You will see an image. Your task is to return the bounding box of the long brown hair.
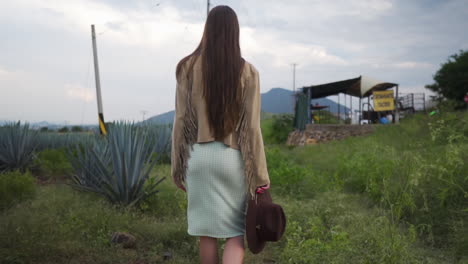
[176,5,245,140]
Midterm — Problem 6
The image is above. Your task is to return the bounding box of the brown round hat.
[246,189,286,254]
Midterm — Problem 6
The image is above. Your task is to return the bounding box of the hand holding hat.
[255,183,270,194]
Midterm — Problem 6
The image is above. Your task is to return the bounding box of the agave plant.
[66,134,109,189]
[142,123,172,160]
[0,121,40,173]
[36,132,94,151]
[66,121,165,206]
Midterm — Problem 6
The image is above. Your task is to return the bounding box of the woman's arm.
[238,63,271,198]
[249,65,271,188]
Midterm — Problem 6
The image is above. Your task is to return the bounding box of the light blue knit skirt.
[185,141,247,238]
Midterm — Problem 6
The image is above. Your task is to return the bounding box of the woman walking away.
[171,5,271,264]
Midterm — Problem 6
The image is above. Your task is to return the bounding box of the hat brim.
[246,199,266,254]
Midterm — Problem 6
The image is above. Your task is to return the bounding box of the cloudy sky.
[1,0,467,125]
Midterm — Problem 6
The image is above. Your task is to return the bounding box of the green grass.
[262,111,468,262]
[0,181,198,264]
[0,111,466,263]
[0,170,36,210]
[0,179,453,264]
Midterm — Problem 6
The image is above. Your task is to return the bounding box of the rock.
[163,251,172,261]
[110,232,136,249]
[287,124,376,146]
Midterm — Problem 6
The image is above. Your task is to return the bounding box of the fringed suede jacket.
[171,55,270,199]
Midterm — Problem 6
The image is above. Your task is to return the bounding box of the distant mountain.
[146,87,350,125]
[261,88,296,113]
[0,120,98,130]
[146,110,175,125]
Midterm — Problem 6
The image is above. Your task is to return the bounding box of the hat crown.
[258,204,286,241]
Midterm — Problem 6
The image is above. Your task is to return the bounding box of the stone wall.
[286,124,379,146]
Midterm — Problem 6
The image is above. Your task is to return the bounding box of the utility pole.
[292,63,297,92]
[91,24,107,135]
[207,0,210,18]
[291,63,298,114]
[140,110,148,123]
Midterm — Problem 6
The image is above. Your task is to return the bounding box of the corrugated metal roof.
[301,76,397,98]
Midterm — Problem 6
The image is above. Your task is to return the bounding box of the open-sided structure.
[296,75,399,128]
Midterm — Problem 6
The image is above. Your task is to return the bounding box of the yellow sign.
[373,90,395,111]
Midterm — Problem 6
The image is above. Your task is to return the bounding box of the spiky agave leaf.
[66,121,165,206]
[65,134,108,188]
[0,121,40,172]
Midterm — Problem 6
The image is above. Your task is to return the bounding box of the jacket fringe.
[236,72,258,201]
[173,67,198,188]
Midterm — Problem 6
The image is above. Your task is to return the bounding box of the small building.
[294,76,400,130]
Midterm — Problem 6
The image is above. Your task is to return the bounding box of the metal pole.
[291,64,297,113]
[359,96,362,125]
[368,96,370,123]
[344,93,347,121]
[307,88,311,124]
[292,63,297,92]
[207,0,210,18]
[91,24,107,135]
[338,93,340,122]
[395,85,400,123]
[423,93,426,112]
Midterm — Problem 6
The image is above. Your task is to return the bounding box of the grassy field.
[1,111,466,263]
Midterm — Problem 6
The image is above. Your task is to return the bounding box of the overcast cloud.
[1,0,467,124]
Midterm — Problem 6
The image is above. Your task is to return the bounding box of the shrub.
[436,98,467,112]
[137,165,186,218]
[71,126,83,132]
[58,126,69,133]
[0,170,36,210]
[32,148,73,182]
[264,114,294,144]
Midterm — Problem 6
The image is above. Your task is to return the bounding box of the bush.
[137,165,186,218]
[32,148,73,182]
[264,114,294,144]
[71,126,83,132]
[0,170,36,210]
[436,98,467,112]
[58,126,69,133]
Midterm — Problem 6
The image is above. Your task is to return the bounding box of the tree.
[58,126,69,133]
[425,50,468,108]
[71,126,83,132]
